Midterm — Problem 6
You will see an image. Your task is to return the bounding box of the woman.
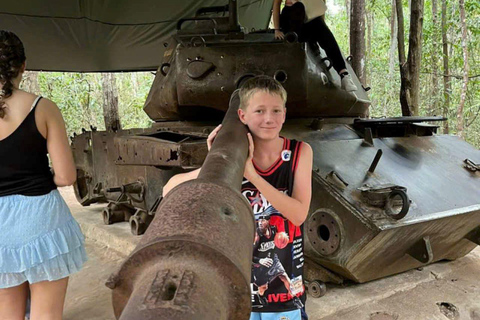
[0,30,87,320]
[272,0,358,92]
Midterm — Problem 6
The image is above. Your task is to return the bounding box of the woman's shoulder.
[35,96,62,117]
[16,91,58,111]
[35,96,64,130]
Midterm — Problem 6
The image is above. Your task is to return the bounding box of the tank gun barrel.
[107,90,254,320]
[198,90,246,187]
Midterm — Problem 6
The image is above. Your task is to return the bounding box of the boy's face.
[238,91,286,141]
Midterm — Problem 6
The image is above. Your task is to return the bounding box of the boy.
[163,76,312,320]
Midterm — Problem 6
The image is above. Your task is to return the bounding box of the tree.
[441,0,450,133]
[396,0,425,116]
[366,9,374,85]
[457,0,469,139]
[102,73,122,132]
[350,0,366,85]
[388,0,398,116]
[21,71,40,94]
[430,0,440,115]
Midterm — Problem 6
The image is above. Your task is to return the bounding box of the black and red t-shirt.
[241,137,306,313]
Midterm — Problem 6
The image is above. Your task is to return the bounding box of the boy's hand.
[259,257,273,267]
[244,133,258,181]
[207,124,222,151]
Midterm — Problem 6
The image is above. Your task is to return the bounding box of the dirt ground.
[60,187,480,320]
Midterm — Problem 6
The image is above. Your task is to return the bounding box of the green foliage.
[326,0,480,147]
[22,72,154,138]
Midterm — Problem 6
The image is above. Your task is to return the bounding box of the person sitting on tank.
[162,75,312,320]
[272,0,358,92]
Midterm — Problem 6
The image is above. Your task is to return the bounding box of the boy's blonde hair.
[238,75,287,110]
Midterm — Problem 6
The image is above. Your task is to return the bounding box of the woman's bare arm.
[273,0,285,39]
[42,99,77,186]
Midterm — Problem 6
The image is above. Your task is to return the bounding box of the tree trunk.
[21,71,40,95]
[395,0,410,116]
[350,0,366,85]
[441,0,450,133]
[396,0,425,116]
[430,0,439,115]
[457,0,469,139]
[407,0,424,116]
[345,0,351,34]
[387,0,398,117]
[101,73,121,132]
[366,10,373,85]
[131,73,138,97]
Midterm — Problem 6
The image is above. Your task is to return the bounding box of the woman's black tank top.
[0,96,57,196]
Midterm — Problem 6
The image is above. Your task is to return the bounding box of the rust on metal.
[108,90,254,320]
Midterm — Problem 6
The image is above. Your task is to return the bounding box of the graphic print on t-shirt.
[241,138,305,313]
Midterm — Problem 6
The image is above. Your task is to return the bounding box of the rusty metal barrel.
[106,91,254,320]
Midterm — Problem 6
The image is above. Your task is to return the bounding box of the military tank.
[71,0,480,299]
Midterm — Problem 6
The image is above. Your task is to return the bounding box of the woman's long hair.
[0,30,26,118]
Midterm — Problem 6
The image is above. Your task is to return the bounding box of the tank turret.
[143,2,369,121]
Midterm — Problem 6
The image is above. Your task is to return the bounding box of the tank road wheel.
[130,215,146,236]
[103,207,113,225]
[307,280,327,298]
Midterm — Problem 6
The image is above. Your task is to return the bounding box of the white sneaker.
[341,74,358,92]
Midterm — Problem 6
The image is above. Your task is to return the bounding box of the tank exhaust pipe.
[107,90,254,320]
[229,0,240,31]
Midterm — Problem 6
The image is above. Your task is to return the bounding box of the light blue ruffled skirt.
[0,189,87,289]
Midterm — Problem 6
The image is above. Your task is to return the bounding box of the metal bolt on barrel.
[106,90,254,320]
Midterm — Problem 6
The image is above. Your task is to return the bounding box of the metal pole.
[229,0,240,31]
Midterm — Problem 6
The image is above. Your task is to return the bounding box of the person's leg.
[258,283,268,296]
[283,2,306,35]
[304,17,346,74]
[250,312,262,320]
[303,17,358,91]
[0,282,29,320]
[29,277,68,320]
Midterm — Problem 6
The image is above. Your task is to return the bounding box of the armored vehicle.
[69,0,480,298]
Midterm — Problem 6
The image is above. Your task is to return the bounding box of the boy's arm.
[247,142,313,226]
[162,168,200,197]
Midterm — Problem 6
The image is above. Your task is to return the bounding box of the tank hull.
[72,118,480,283]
